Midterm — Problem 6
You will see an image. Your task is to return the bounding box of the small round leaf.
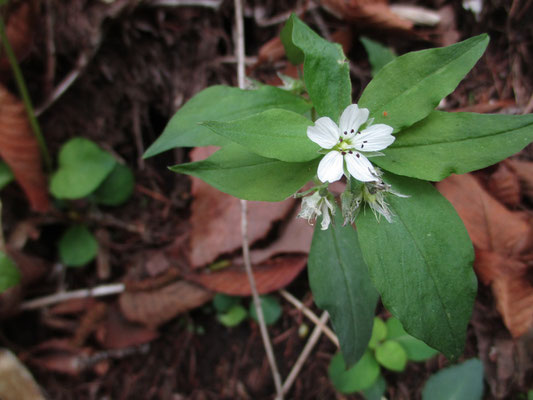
[213,294,241,313]
[368,317,388,349]
[249,295,282,325]
[218,305,247,327]
[386,317,439,361]
[0,251,21,292]
[92,163,135,206]
[328,350,380,394]
[375,340,408,372]
[59,225,98,267]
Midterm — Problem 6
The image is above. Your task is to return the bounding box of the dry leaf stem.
[234,0,284,398]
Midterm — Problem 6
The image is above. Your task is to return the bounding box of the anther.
[341,151,346,155]
[363,140,368,143]
[339,138,343,142]
[356,153,360,158]
[343,131,347,135]
[348,151,353,154]
[350,129,354,133]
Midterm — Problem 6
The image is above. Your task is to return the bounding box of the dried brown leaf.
[0,85,49,212]
[508,159,533,202]
[0,4,34,79]
[188,147,294,268]
[493,274,533,338]
[187,254,308,296]
[119,280,213,328]
[0,349,45,400]
[487,162,521,207]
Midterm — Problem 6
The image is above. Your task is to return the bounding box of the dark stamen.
[348,150,353,154]
[339,138,343,142]
[356,153,360,158]
[343,131,348,135]
[350,129,354,133]
[341,151,346,155]
[361,144,364,148]
[363,140,368,143]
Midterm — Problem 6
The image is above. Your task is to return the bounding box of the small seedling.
[213,294,282,328]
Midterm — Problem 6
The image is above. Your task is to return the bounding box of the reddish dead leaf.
[436,174,531,256]
[187,254,308,296]
[95,305,159,349]
[487,162,521,207]
[119,280,213,328]
[0,85,49,212]
[72,302,108,347]
[508,159,533,202]
[321,0,413,33]
[257,36,286,66]
[26,339,86,376]
[474,249,528,285]
[188,147,294,268]
[49,298,96,315]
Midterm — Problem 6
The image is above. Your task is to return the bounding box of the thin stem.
[234,0,283,397]
[0,200,5,253]
[0,17,52,171]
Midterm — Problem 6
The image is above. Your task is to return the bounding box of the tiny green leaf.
[50,138,116,199]
[0,251,21,292]
[0,161,14,191]
[218,305,248,327]
[362,374,387,400]
[249,295,282,325]
[58,225,98,267]
[202,109,319,162]
[357,174,476,360]
[92,163,135,206]
[376,111,533,181]
[213,293,241,313]
[170,143,318,201]
[359,34,489,131]
[422,358,484,400]
[281,14,351,122]
[386,317,439,361]
[328,351,380,394]
[360,37,396,76]
[368,317,387,349]
[144,85,312,156]
[375,340,408,372]
[309,209,378,366]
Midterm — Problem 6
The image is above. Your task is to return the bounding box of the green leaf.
[281,14,351,121]
[0,251,21,292]
[528,390,533,400]
[170,143,318,201]
[356,174,476,360]
[368,317,387,349]
[386,317,439,361]
[50,138,116,200]
[213,293,241,313]
[360,37,396,76]
[375,340,408,372]
[328,351,380,394]
[376,111,533,181]
[309,209,379,366]
[422,358,484,400]
[203,109,319,162]
[362,374,387,400]
[144,85,312,156]
[58,225,98,267]
[359,34,489,131]
[92,163,135,206]
[0,161,14,191]
[249,295,282,325]
[218,305,248,327]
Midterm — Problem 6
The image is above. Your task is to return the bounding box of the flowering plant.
[145,15,533,366]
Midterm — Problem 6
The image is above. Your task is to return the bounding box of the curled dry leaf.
[508,159,533,202]
[119,280,213,328]
[188,147,294,268]
[187,254,308,296]
[437,174,533,337]
[487,162,521,207]
[0,85,49,212]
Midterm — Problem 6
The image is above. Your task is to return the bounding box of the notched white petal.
[317,151,344,183]
[307,117,340,149]
[356,124,395,151]
[345,152,378,182]
[339,104,369,139]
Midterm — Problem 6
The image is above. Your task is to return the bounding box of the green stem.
[0,16,52,171]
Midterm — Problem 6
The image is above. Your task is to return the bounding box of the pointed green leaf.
[422,359,484,400]
[0,251,21,292]
[375,111,533,181]
[386,317,439,361]
[281,14,351,121]
[359,35,489,131]
[360,37,396,76]
[203,109,319,162]
[309,210,378,366]
[328,351,380,394]
[144,85,312,157]
[170,143,317,201]
[356,174,476,360]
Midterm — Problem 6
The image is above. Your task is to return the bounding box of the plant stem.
[0,17,52,171]
[0,200,5,253]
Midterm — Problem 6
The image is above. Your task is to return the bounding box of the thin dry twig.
[147,0,223,8]
[279,289,339,347]
[282,311,330,396]
[234,0,284,397]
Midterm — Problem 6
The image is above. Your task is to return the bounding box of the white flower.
[298,191,335,230]
[307,104,395,183]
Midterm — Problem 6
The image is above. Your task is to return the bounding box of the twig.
[282,311,330,396]
[20,283,125,311]
[279,289,339,347]
[147,0,223,8]
[44,0,56,96]
[234,0,284,398]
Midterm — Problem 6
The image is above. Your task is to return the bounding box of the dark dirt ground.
[0,0,532,399]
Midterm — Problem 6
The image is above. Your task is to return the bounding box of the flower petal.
[345,152,378,182]
[317,151,344,183]
[307,117,340,149]
[339,104,369,139]
[354,124,395,151]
